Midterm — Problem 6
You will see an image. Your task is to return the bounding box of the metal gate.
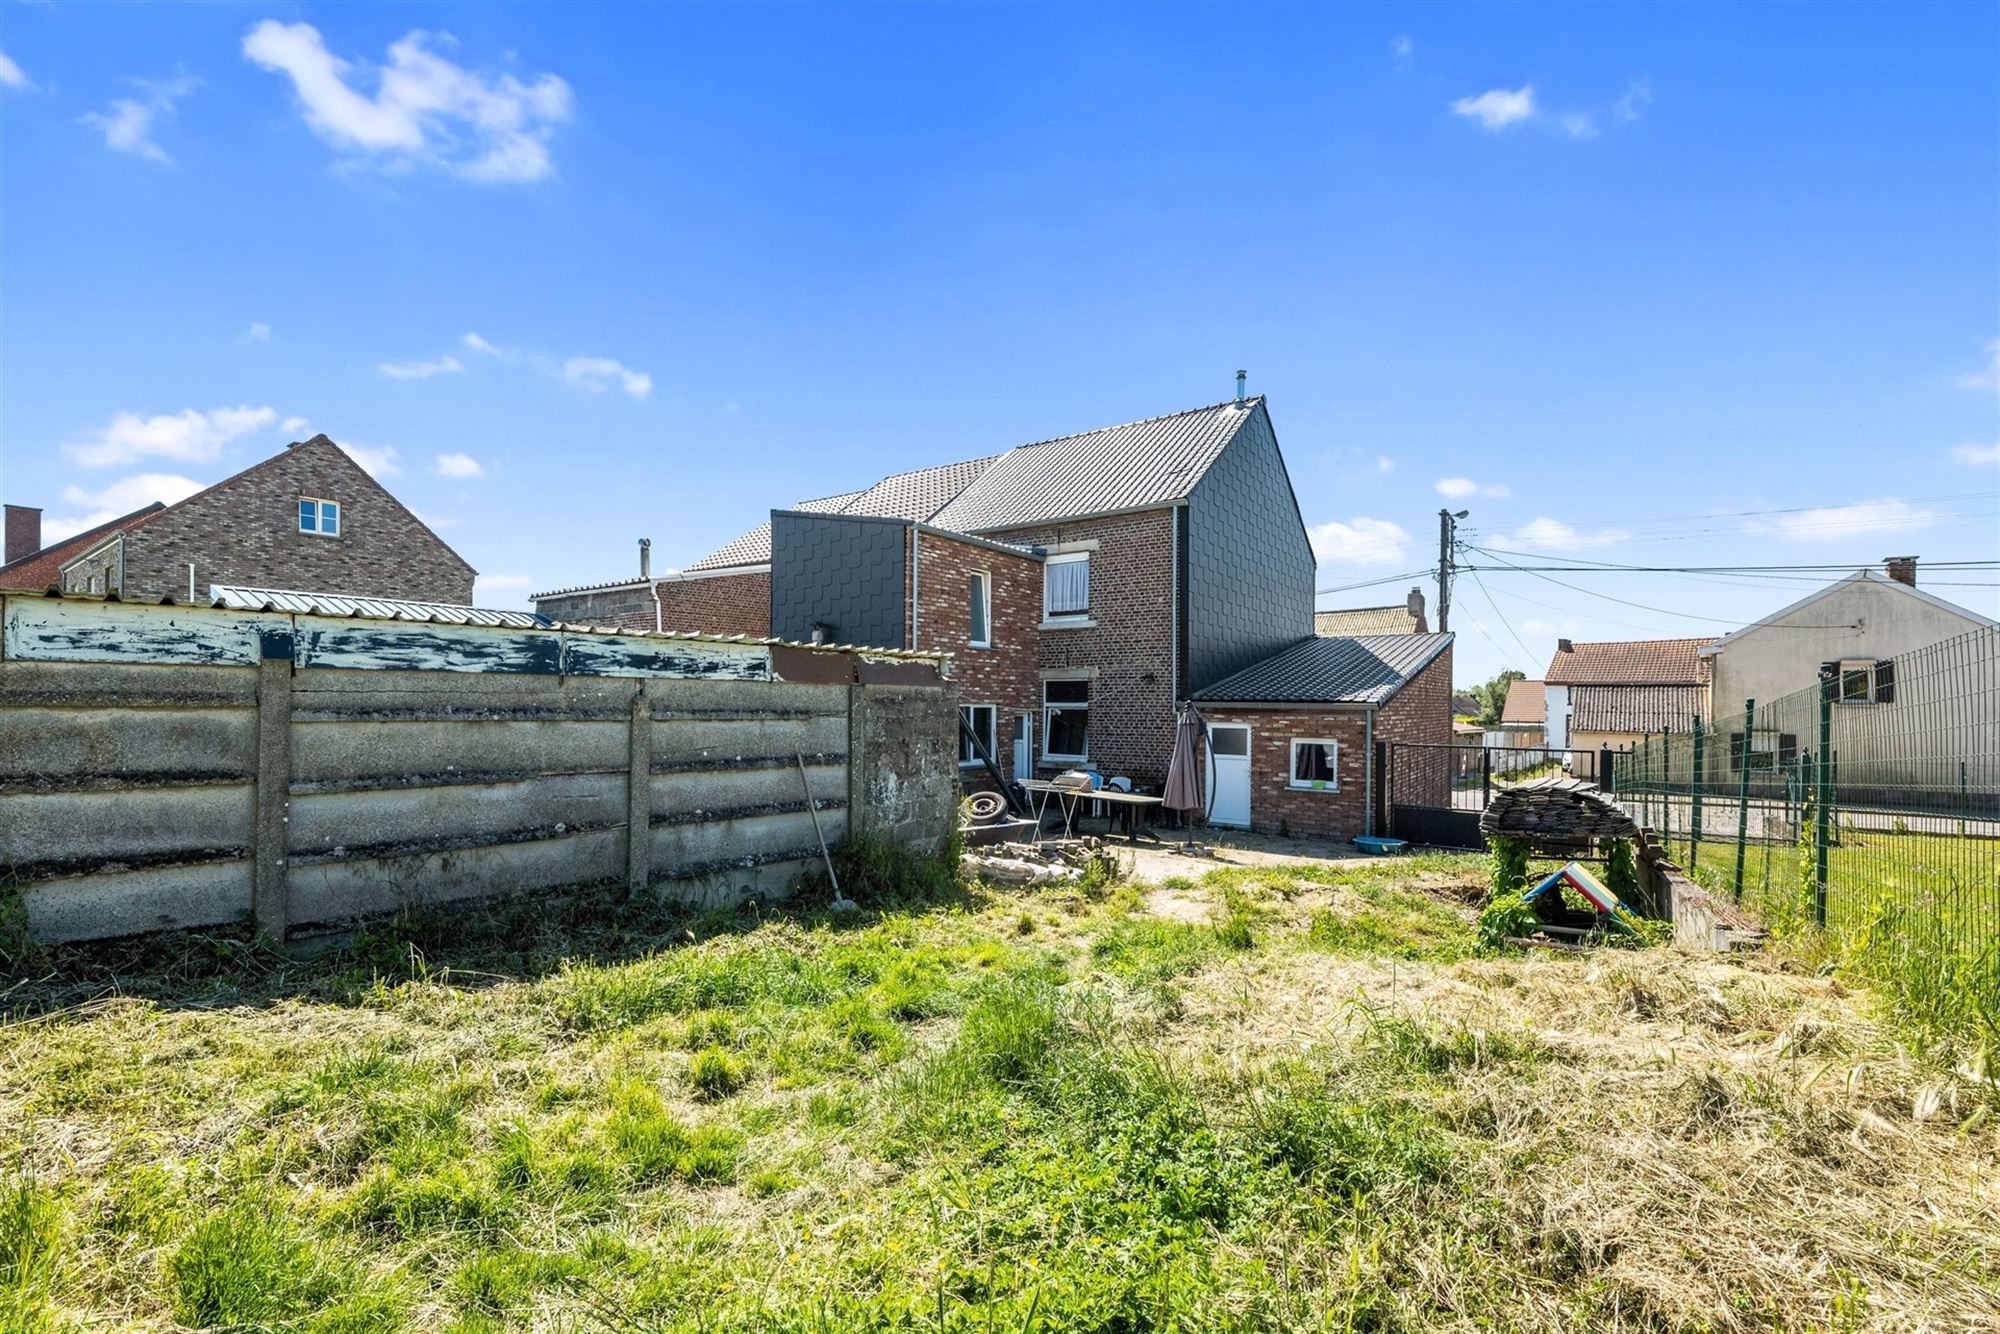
[1378,742,1611,849]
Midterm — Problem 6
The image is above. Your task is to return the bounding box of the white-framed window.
[1043,551,1090,619]
[958,704,997,767]
[1289,738,1339,791]
[299,497,340,537]
[1837,659,1891,705]
[1043,678,1090,761]
[968,571,991,647]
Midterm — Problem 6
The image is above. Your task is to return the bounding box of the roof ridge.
[1009,396,1262,452]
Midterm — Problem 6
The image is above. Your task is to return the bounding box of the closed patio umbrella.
[1162,703,1204,817]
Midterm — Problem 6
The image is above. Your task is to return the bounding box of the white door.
[1013,713,1034,782]
[1208,724,1251,828]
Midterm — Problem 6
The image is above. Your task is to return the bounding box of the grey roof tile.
[1194,632,1455,706]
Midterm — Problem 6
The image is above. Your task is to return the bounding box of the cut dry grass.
[2,849,1996,1331]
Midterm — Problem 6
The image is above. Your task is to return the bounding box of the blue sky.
[3,1,1995,684]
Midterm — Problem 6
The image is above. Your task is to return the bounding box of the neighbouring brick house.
[1193,633,1454,840]
[537,387,1452,829]
[1,435,475,604]
[1542,637,1710,755]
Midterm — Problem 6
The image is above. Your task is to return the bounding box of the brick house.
[1541,637,1711,755]
[1193,633,1454,840]
[537,388,1453,831]
[1,435,475,604]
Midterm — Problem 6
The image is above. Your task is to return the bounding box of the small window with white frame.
[1043,678,1089,761]
[958,704,996,767]
[299,497,340,537]
[1838,660,1875,704]
[968,571,991,647]
[1289,738,1339,791]
[1043,551,1090,619]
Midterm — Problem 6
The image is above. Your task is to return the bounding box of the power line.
[1467,546,1740,624]
[1466,564,1535,662]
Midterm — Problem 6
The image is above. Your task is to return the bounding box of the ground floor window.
[958,704,996,767]
[1044,678,1089,761]
[1289,738,1339,790]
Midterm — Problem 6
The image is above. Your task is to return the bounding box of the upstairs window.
[299,498,340,537]
[1830,658,1896,705]
[1044,678,1090,760]
[968,571,991,647]
[1044,552,1090,618]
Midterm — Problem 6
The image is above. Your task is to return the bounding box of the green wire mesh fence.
[1615,624,1999,958]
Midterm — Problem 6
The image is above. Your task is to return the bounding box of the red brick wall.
[1201,642,1454,841]
[1376,643,1454,807]
[912,530,1040,787]
[656,571,771,638]
[74,437,475,604]
[536,570,773,638]
[985,508,1178,788]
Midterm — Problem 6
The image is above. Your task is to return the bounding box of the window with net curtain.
[1044,552,1089,617]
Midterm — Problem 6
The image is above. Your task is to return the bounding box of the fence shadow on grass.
[0,835,984,1022]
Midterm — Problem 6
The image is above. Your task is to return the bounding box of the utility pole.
[1437,508,1467,633]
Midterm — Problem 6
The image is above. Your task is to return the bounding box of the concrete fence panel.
[0,593,956,945]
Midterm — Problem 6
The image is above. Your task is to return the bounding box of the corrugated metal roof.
[209,585,550,628]
[1194,632,1455,706]
[930,398,1258,533]
[1543,637,1711,685]
[1568,684,1705,735]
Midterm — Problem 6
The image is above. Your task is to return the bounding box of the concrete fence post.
[628,681,652,895]
[253,631,295,942]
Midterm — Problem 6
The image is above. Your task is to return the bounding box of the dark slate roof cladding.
[931,399,1259,533]
[1194,632,1455,706]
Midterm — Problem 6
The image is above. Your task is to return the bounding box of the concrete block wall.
[0,594,955,946]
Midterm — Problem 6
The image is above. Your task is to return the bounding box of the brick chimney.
[1883,555,1918,587]
[1405,585,1428,631]
[4,505,42,564]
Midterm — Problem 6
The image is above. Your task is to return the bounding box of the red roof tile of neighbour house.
[0,504,166,591]
[1542,638,1711,686]
[1569,684,1706,734]
[1314,604,1425,636]
[1500,678,1545,725]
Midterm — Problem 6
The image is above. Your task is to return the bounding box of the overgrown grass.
[4,843,1996,1331]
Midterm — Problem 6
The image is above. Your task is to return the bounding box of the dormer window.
[299,498,340,537]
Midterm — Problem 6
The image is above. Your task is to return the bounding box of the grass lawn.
[4,847,1997,1332]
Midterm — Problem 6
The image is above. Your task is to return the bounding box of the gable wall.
[1183,403,1316,692]
[82,440,474,604]
[770,512,909,649]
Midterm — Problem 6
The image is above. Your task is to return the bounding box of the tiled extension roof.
[1499,678,1545,725]
[1315,604,1425,636]
[680,398,1266,573]
[1542,637,1711,686]
[1569,684,1706,735]
[929,398,1260,533]
[1194,632,1454,707]
[0,503,166,591]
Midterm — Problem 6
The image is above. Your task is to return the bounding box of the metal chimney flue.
[639,537,652,579]
[1235,369,1247,403]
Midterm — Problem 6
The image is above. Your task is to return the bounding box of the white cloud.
[563,356,652,399]
[1390,35,1414,70]
[81,74,201,163]
[1505,516,1630,550]
[411,509,462,531]
[1744,499,1943,542]
[1613,78,1652,122]
[462,331,514,359]
[1950,441,2000,466]
[338,442,402,477]
[62,405,280,469]
[44,473,205,541]
[1375,455,1394,474]
[379,353,463,380]
[1955,339,2000,391]
[281,415,309,435]
[1308,517,1413,566]
[0,51,31,91]
[433,451,484,478]
[1451,85,1535,130]
[242,21,572,184]
[246,321,272,342]
[1435,476,1511,500]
